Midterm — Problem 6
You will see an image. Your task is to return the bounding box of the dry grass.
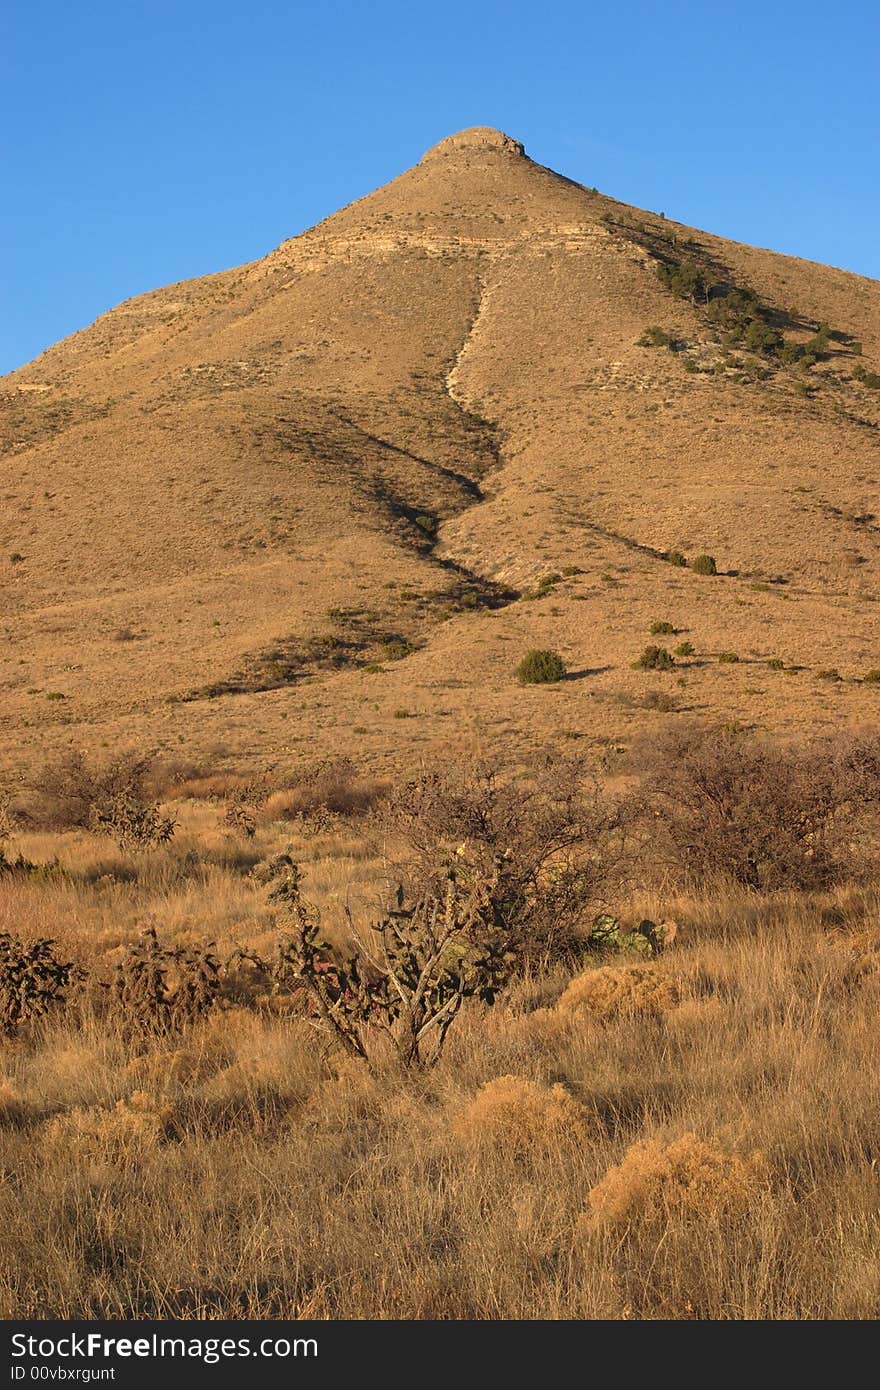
[554,963,681,1021]
[1,809,879,1319]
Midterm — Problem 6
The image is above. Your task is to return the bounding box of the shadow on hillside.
[565,665,613,681]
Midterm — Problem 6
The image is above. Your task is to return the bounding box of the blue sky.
[3,0,878,374]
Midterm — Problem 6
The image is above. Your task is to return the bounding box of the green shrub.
[766,658,785,670]
[656,260,710,303]
[634,646,675,672]
[674,641,695,657]
[381,640,414,662]
[742,321,783,354]
[718,651,740,664]
[691,554,718,576]
[706,287,760,329]
[650,621,676,636]
[853,364,880,389]
[863,669,880,684]
[817,669,842,682]
[665,550,688,567]
[516,650,566,685]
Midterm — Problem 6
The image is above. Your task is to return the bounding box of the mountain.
[3,126,879,777]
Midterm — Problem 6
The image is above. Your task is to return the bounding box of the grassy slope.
[1,133,879,782]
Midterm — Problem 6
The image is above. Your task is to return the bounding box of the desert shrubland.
[1,734,880,1317]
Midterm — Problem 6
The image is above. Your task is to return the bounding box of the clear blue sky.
[3,0,878,375]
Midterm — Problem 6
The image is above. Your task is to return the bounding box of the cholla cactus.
[89,793,176,851]
[584,914,677,958]
[224,800,257,838]
[112,927,220,1034]
[261,853,513,1067]
[0,933,81,1034]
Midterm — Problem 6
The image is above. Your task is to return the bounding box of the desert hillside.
[3,126,879,777]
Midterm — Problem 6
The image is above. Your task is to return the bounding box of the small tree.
[516,649,566,684]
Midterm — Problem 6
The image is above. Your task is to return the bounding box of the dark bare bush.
[142,755,234,801]
[381,756,619,964]
[628,720,880,890]
[27,749,176,849]
[261,756,388,827]
[222,772,278,839]
[28,749,153,831]
[165,772,254,802]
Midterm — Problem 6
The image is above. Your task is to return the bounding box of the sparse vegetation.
[0,730,879,1316]
[638,326,677,349]
[3,118,880,1325]
[852,364,880,389]
[639,688,680,713]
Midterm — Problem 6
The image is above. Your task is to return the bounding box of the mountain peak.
[420,127,526,161]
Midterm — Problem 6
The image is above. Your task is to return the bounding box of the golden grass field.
[2,128,880,1321]
[0,790,879,1321]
